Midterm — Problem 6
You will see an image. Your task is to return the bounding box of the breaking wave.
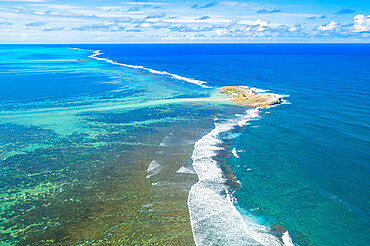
[188,108,294,245]
[89,50,211,88]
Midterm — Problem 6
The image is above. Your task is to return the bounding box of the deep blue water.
[0,44,369,245]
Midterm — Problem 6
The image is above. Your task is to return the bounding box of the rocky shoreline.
[220,86,281,108]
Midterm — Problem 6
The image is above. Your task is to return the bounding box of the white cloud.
[318,21,337,31]
[140,22,151,28]
[0,0,367,43]
[352,14,370,32]
[289,24,302,32]
[252,18,269,32]
[253,19,268,27]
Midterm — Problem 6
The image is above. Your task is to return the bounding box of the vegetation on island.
[220,86,281,108]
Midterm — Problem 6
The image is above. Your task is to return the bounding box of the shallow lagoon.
[0,46,246,244]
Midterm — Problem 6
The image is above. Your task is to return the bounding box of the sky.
[0,0,369,43]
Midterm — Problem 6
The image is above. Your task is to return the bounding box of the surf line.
[187,107,295,246]
[89,50,211,88]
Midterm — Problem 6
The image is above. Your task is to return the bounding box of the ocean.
[0,44,369,245]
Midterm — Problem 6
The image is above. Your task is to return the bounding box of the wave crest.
[188,108,294,245]
[89,50,211,88]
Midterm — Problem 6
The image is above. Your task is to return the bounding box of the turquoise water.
[0,45,237,244]
[0,44,369,245]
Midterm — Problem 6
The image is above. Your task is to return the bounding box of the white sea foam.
[282,231,295,246]
[68,47,84,51]
[281,98,291,105]
[176,166,196,174]
[159,132,173,147]
[247,87,291,108]
[146,160,162,179]
[237,108,260,127]
[188,107,295,245]
[232,148,240,158]
[89,50,211,88]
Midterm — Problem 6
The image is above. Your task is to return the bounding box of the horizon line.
[1,42,369,45]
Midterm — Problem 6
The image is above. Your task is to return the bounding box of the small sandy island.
[220,86,281,108]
